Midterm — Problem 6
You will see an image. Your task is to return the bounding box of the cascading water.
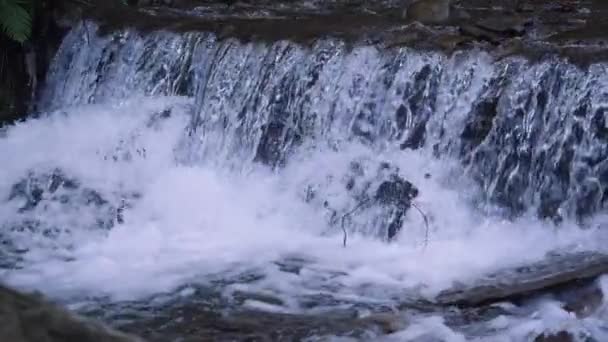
[2,22,608,340]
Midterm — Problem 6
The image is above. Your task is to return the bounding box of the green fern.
[0,0,32,43]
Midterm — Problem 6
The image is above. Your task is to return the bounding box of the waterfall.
[38,23,608,222]
[2,21,608,340]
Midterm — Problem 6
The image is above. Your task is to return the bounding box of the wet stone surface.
[305,160,420,242]
[0,168,139,268]
[86,0,608,63]
[0,284,140,342]
[62,251,608,341]
[436,251,608,307]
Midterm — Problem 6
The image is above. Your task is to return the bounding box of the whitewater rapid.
[1,97,607,340]
[2,21,608,340]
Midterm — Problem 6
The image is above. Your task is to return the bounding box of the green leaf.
[0,0,32,43]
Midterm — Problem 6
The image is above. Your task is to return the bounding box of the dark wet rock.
[436,251,608,307]
[434,33,473,52]
[306,160,419,241]
[397,64,440,151]
[358,164,418,241]
[557,280,604,318]
[9,169,79,212]
[460,99,498,148]
[475,15,531,36]
[456,56,608,222]
[534,331,575,342]
[7,169,119,230]
[375,175,419,207]
[403,0,451,25]
[41,0,601,66]
[118,298,404,342]
[459,24,503,44]
[254,121,302,168]
[0,284,141,342]
[361,313,408,334]
[374,174,419,240]
[492,38,526,60]
[137,0,173,6]
[1,169,139,268]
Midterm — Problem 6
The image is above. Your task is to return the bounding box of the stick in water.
[340,199,370,247]
[411,202,430,249]
[340,200,429,248]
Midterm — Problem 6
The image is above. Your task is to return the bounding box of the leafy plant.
[0,0,32,43]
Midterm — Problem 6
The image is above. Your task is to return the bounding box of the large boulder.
[0,284,141,342]
[374,173,419,240]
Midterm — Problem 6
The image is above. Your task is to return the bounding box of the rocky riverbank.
[0,284,140,342]
[88,0,608,63]
[3,1,608,341]
[3,251,602,341]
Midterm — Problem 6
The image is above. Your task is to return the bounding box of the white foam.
[0,96,605,314]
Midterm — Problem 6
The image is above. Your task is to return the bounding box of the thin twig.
[340,215,348,247]
[411,202,430,249]
[339,199,430,249]
[340,198,370,247]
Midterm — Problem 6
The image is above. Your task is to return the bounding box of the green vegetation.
[0,0,32,125]
[0,0,133,125]
[0,0,32,43]
[0,0,122,44]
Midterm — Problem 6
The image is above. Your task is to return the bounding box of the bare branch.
[339,198,369,247]
[411,202,430,249]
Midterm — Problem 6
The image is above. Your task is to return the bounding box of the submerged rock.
[374,174,419,240]
[6,169,120,231]
[2,169,139,268]
[118,300,405,341]
[9,169,107,213]
[310,160,419,242]
[375,174,419,207]
[0,284,141,342]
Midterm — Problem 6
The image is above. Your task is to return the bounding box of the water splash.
[2,21,608,340]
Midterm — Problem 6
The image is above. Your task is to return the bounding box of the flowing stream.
[2,22,608,340]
